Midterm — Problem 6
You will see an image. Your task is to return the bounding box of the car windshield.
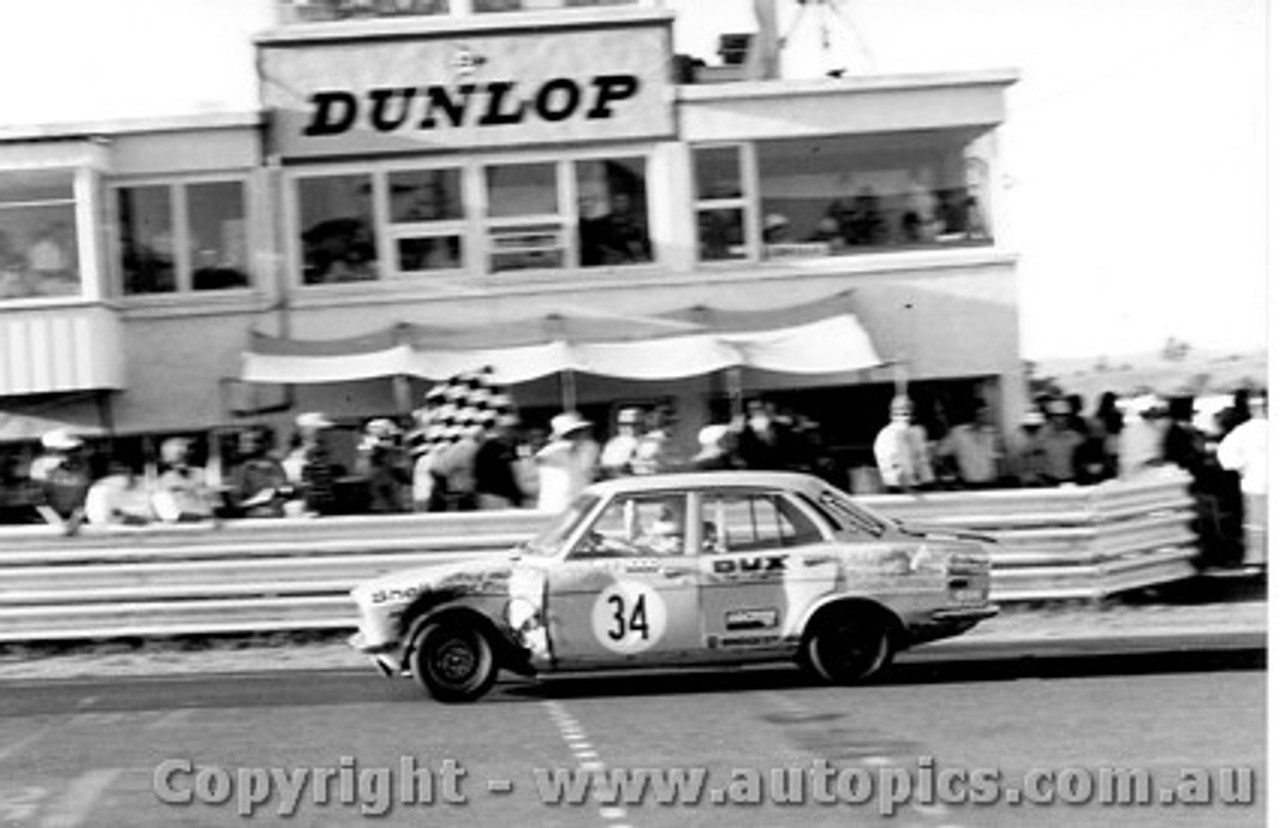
[521,494,600,556]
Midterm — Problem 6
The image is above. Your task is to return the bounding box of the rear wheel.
[410,620,498,703]
[802,612,894,684]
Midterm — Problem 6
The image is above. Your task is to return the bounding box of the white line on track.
[541,700,630,826]
[38,768,121,828]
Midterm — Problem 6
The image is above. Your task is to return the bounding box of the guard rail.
[0,470,1199,642]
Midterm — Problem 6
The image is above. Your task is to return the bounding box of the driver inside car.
[641,504,684,556]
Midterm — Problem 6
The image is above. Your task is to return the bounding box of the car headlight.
[505,598,540,632]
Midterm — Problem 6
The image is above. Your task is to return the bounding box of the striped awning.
[241,295,882,385]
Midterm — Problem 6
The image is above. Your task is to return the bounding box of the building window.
[298,174,378,285]
[484,162,565,272]
[754,130,993,261]
[0,170,81,301]
[388,168,464,273]
[474,0,639,12]
[292,154,655,283]
[282,0,448,23]
[693,145,747,262]
[576,157,651,267]
[117,179,250,296]
[189,182,250,291]
[280,0,639,22]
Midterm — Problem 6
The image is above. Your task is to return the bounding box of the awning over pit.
[240,295,882,385]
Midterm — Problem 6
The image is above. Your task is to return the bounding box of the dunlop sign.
[258,22,674,159]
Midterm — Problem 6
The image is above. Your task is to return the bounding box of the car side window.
[572,493,688,558]
[700,492,823,553]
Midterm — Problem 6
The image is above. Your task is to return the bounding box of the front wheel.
[410,621,498,703]
[802,614,894,685]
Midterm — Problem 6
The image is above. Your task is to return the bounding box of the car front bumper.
[349,632,402,677]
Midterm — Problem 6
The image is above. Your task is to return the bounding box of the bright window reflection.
[0,170,81,300]
[389,168,464,273]
[486,163,564,272]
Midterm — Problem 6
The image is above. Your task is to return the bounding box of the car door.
[544,490,702,668]
[696,489,837,653]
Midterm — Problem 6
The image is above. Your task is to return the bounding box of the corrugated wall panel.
[0,308,123,395]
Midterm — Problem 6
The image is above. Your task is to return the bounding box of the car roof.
[584,470,830,498]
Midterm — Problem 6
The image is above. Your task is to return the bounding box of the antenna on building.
[775,0,876,77]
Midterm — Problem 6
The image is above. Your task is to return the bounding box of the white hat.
[296,411,335,431]
[698,424,731,449]
[617,407,643,425]
[1021,409,1046,427]
[764,213,790,231]
[365,418,400,438]
[550,412,593,439]
[41,429,83,451]
[160,436,192,465]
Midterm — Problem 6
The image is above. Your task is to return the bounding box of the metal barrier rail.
[0,470,1199,642]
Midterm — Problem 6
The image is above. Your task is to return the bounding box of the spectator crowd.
[4,375,1267,569]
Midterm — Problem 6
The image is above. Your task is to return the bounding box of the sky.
[669,0,1271,362]
[1,0,1270,361]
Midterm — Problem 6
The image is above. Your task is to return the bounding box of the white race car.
[349,471,997,702]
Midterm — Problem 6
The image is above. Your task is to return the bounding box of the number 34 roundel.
[591,580,668,654]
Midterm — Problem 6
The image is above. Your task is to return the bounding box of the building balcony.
[0,304,124,396]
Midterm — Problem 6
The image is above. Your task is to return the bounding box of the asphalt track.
[0,645,1265,827]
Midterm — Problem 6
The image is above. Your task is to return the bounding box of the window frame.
[286,146,658,289]
[384,165,469,277]
[109,172,254,299]
[692,130,996,267]
[0,166,92,305]
[691,142,757,265]
[287,165,380,289]
[695,488,833,555]
[569,490,694,560]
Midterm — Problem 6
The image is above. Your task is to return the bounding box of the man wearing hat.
[599,407,643,479]
[872,396,934,493]
[1009,407,1050,486]
[1217,390,1268,567]
[357,418,412,514]
[1039,397,1085,485]
[287,412,338,516]
[30,429,92,534]
[535,412,598,512]
[152,436,218,523]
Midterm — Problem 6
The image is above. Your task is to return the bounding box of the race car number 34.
[591,581,668,654]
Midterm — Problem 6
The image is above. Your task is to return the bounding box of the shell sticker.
[591,580,667,654]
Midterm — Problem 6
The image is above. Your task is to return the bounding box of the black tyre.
[409,620,498,703]
[802,613,894,685]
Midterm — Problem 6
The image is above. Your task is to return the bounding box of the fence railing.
[0,470,1200,642]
